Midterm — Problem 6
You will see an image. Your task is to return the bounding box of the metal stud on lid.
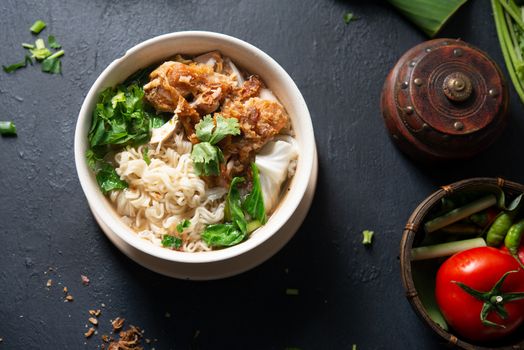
[381,39,509,161]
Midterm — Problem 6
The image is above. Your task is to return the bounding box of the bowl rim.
[400,177,524,350]
[74,31,316,264]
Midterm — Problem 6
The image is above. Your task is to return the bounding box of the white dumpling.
[255,139,298,214]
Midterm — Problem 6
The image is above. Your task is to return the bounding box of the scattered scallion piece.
[176,219,191,233]
[424,195,497,233]
[2,55,32,73]
[0,121,17,136]
[22,43,35,49]
[30,20,47,34]
[161,235,182,249]
[48,35,61,49]
[286,288,299,296]
[30,38,52,60]
[41,52,63,74]
[362,230,374,245]
[343,12,356,24]
[411,238,486,261]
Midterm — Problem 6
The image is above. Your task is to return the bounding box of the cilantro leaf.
[195,115,215,142]
[161,235,182,249]
[201,223,244,247]
[95,163,128,194]
[242,163,267,224]
[3,55,32,73]
[176,219,191,233]
[48,35,61,49]
[191,142,222,176]
[209,115,240,144]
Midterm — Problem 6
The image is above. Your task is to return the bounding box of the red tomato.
[435,247,524,342]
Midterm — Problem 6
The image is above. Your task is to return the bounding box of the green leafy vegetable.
[87,83,160,193]
[48,35,61,49]
[225,177,247,235]
[191,114,240,176]
[176,219,191,233]
[362,230,374,245]
[41,50,64,74]
[95,163,128,194]
[161,235,182,249]
[143,147,151,165]
[30,20,47,34]
[2,55,32,73]
[343,12,356,24]
[201,223,244,247]
[0,121,17,136]
[387,0,468,37]
[243,163,266,224]
[150,116,165,129]
[191,142,223,176]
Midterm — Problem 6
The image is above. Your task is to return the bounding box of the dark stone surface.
[0,0,522,349]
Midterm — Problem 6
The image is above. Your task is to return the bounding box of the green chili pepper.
[505,219,524,269]
[486,212,514,247]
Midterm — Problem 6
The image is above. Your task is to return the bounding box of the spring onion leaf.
[176,219,191,233]
[41,51,64,74]
[2,55,32,73]
[161,235,182,249]
[242,163,266,224]
[201,223,244,247]
[0,121,17,136]
[30,40,52,60]
[343,12,356,24]
[48,35,61,49]
[22,43,35,49]
[30,20,47,34]
[411,237,486,261]
[362,230,374,245]
[95,163,128,194]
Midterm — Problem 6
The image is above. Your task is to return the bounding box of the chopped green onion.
[343,12,356,24]
[285,288,299,296]
[0,121,17,136]
[362,230,374,245]
[35,38,45,49]
[22,43,35,49]
[41,50,64,74]
[411,238,486,261]
[2,55,32,73]
[30,39,52,61]
[48,35,61,49]
[143,147,151,165]
[424,195,497,233]
[30,20,47,34]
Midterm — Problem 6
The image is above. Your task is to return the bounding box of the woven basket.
[400,177,524,350]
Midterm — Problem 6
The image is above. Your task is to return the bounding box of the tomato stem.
[453,270,524,328]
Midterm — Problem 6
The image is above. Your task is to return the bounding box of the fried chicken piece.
[237,75,263,101]
[221,97,289,165]
[144,60,233,115]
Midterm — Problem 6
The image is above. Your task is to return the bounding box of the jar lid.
[381,39,508,160]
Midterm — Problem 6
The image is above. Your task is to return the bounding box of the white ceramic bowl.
[74,31,318,280]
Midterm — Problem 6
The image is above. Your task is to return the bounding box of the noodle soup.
[86,51,298,252]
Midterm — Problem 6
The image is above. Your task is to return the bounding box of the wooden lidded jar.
[381,39,509,161]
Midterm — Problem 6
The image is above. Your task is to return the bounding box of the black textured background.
[1,1,523,349]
